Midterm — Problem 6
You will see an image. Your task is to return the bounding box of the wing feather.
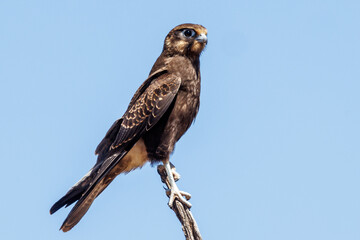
[110,73,181,149]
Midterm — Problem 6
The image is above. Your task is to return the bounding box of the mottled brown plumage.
[50,23,207,232]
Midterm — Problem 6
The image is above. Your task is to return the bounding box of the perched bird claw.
[171,167,181,182]
[168,188,192,208]
[164,161,192,208]
[166,189,191,200]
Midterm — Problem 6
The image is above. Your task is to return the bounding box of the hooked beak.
[196,33,208,44]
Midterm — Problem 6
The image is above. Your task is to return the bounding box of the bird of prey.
[50,23,208,232]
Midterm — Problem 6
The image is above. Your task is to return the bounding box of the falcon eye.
[182,29,195,38]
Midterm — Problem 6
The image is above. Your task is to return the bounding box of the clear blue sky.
[1,1,359,239]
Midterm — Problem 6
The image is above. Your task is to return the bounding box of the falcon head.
[163,23,208,58]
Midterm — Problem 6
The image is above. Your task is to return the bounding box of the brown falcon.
[50,23,208,232]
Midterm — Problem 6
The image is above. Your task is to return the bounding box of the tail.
[50,151,127,232]
[50,167,96,215]
[59,175,115,232]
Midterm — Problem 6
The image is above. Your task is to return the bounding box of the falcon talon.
[168,189,192,208]
[165,189,171,197]
[171,169,181,182]
[179,190,191,200]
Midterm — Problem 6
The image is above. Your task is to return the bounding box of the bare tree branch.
[157,164,202,240]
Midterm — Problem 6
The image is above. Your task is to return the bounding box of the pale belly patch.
[120,138,149,173]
